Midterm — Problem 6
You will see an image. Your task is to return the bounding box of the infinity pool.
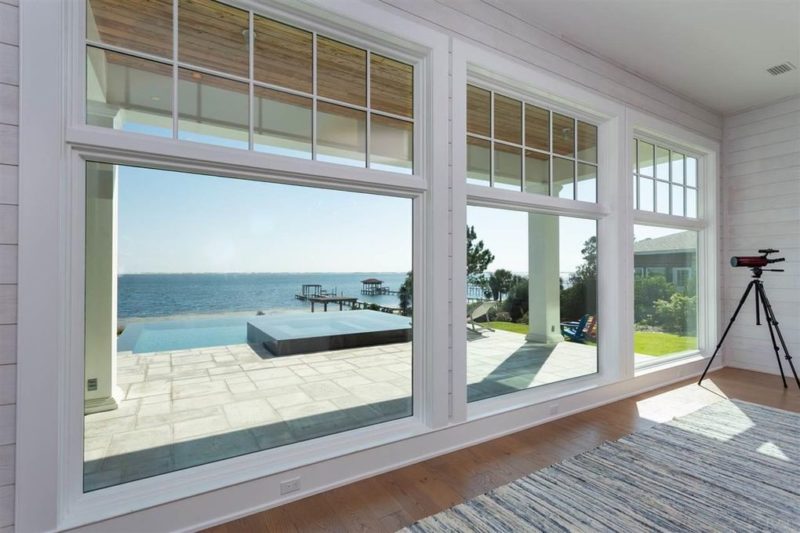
[117,316,249,354]
[117,311,412,355]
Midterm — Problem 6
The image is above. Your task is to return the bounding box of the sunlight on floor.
[757,441,791,462]
[635,377,729,423]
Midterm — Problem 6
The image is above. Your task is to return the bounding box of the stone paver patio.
[84,328,617,491]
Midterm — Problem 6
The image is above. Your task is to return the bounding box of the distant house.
[633,231,697,292]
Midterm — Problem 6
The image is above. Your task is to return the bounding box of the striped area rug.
[403,400,800,532]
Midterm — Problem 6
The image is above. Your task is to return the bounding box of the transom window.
[85,0,415,174]
[466,84,598,202]
[633,139,698,217]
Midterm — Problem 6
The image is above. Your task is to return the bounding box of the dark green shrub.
[502,278,529,322]
[494,311,513,323]
[634,275,675,324]
[652,293,697,335]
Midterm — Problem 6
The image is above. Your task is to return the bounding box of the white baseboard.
[725,356,800,378]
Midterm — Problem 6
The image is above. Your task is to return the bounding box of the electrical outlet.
[280,477,301,495]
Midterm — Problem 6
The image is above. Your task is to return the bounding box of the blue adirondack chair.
[561,314,590,343]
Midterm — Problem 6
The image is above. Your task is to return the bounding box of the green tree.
[467,225,495,288]
[560,236,598,320]
[501,277,529,321]
[653,293,697,335]
[634,275,674,324]
[487,269,514,302]
[574,236,597,280]
[398,271,413,316]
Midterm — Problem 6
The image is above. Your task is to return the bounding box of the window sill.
[465,372,608,422]
[634,350,705,377]
[61,416,429,530]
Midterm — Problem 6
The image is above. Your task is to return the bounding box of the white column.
[84,163,122,414]
[527,213,562,344]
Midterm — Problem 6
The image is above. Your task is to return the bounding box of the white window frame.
[464,83,599,201]
[627,109,719,373]
[17,1,449,530]
[632,138,699,217]
[451,40,628,422]
[15,3,725,531]
[82,0,421,176]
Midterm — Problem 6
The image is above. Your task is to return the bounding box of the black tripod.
[699,266,800,388]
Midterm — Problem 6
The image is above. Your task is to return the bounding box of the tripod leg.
[756,283,788,388]
[755,285,760,325]
[757,283,800,390]
[699,280,757,384]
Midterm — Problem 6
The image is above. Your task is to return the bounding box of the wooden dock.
[296,284,342,302]
[361,287,399,296]
[351,301,403,314]
[307,296,359,312]
[360,278,399,296]
[295,283,402,314]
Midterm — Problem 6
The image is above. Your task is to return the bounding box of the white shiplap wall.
[722,95,800,376]
[0,0,17,531]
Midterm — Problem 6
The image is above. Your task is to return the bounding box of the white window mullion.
[549,110,554,196]
[573,117,578,200]
[366,50,371,169]
[489,90,495,187]
[520,102,526,192]
[172,0,179,139]
[248,11,254,151]
[311,32,318,161]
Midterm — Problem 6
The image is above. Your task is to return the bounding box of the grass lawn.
[486,321,695,357]
[634,331,697,356]
[485,321,528,334]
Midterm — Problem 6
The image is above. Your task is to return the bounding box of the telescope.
[701,248,798,390]
[730,248,785,269]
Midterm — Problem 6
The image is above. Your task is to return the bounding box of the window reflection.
[86,47,173,137]
[85,0,415,174]
[178,69,249,149]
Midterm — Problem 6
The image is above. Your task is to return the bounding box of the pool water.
[118,316,249,354]
[118,311,413,355]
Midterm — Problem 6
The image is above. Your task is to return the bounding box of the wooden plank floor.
[206,368,800,532]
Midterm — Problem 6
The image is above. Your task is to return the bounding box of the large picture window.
[83,162,414,491]
[631,133,704,369]
[633,225,698,366]
[465,207,598,402]
[85,0,415,173]
[466,84,598,202]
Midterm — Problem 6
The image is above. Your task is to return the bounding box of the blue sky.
[118,165,603,276]
[113,124,638,275]
[467,206,595,275]
[117,166,413,274]
[116,165,602,275]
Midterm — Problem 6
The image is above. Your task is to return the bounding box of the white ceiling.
[485,0,800,115]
